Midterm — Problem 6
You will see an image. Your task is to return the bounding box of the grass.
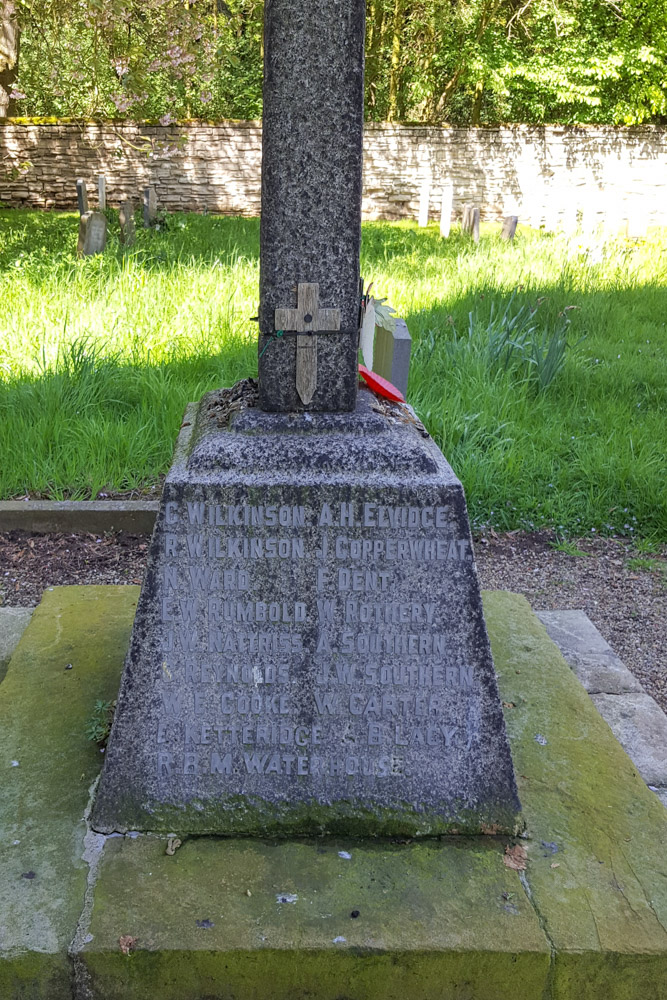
[549,540,591,558]
[0,209,666,540]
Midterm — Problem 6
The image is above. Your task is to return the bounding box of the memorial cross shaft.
[258,0,366,413]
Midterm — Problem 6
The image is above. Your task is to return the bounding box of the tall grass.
[0,209,666,539]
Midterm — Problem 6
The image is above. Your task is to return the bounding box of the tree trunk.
[434,64,465,118]
[434,0,498,119]
[0,1,20,118]
[471,79,484,125]
[366,0,386,110]
[388,0,404,122]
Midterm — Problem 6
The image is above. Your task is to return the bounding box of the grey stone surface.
[0,500,158,534]
[76,177,88,216]
[98,174,106,210]
[258,0,366,413]
[501,216,518,240]
[143,185,158,227]
[77,211,107,257]
[656,788,667,809]
[561,650,642,695]
[591,693,667,788]
[463,204,480,242]
[93,387,520,836]
[119,200,135,246]
[374,318,412,398]
[537,610,611,656]
[0,607,33,682]
[537,610,642,695]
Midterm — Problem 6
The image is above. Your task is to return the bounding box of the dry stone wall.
[1,121,665,228]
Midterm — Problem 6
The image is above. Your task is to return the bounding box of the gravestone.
[462,203,480,243]
[501,216,518,241]
[98,175,106,211]
[418,179,430,228]
[76,178,89,216]
[143,186,158,227]
[119,200,136,246]
[440,183,453,238]
[92,0,520,838]
[77,211,107,257]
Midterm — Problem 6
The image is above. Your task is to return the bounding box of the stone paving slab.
[1,588,666,1000]
[0,607,33,683]
[537,608,667,805]
[0,500,158,535]
[489,595,667,999]
[0,586,138,1000]
[590,693,667,788]
[83,836,549,1000]
[537,609,643,694]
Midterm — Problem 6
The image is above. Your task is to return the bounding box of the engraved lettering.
[339,502,355,527]
[187,502,206,525]
[186,534,204,557]
[165,501,179,525]
[314,692,337,715]
[210,751,232,774]
[317,599,335,622]
[161,690,182,717]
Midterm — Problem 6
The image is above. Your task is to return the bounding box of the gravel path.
[1,529,665,714]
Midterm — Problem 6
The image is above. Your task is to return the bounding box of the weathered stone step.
[1,587,665,999]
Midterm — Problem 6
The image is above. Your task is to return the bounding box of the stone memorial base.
[1,587,666,1000]
[92,386,520,836]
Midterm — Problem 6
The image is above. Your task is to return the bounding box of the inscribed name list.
[157,498,477,785]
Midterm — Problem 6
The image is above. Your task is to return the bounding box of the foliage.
[2,0,667,125]
[443,292,576,392]
[85,698,115,745]
[7,0,263,121]
[1,210,666,541]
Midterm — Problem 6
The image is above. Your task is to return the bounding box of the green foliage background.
[9,0,667,126]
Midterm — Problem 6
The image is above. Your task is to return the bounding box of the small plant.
[85,699,115,746]
[446,292,579,392]
[627,557,665,574]
[551,540,590,557]
[634,539,661,556]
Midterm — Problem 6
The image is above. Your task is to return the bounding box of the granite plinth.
[258,0,366,412]
[92,388,520,835]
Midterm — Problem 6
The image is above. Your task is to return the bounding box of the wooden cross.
[275,283,341,405]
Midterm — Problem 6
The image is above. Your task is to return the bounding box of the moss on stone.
[484,591,667,998]
[99,789,521,839]
[0,586,137,990]
[84,834,549,999]
[0,953,72,1000]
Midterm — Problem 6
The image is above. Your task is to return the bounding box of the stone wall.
[1,121,665,228]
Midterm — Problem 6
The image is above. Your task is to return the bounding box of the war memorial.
[1,1,666,997]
